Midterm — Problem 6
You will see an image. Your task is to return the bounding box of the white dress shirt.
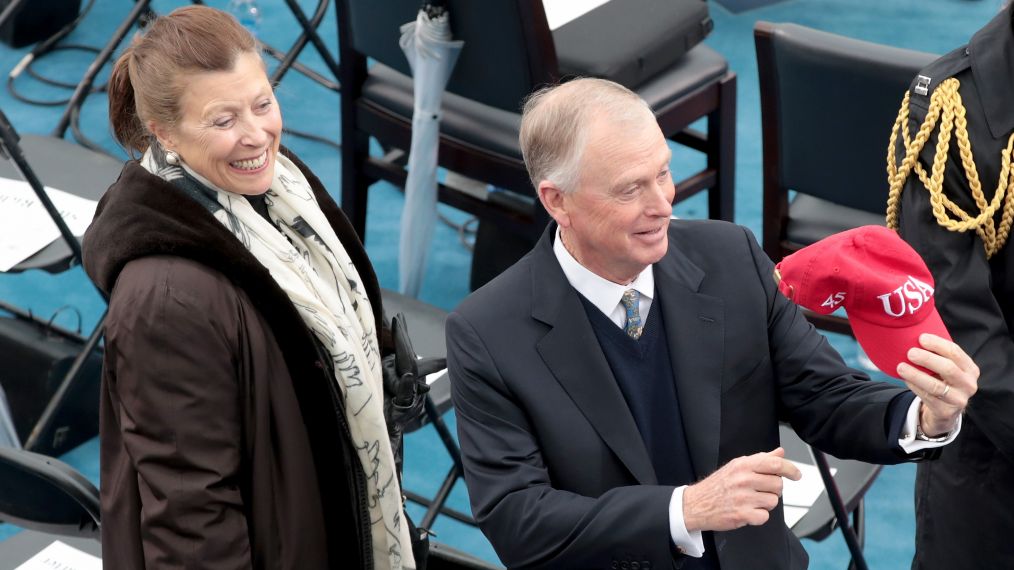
[551,227,957,557]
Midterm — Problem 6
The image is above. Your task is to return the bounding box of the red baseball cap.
[773,225,951,378]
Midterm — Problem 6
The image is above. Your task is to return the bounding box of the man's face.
[555,113,674,284]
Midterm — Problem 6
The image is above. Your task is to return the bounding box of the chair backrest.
[755,22,936,214]
[339,0,557,112]
[0,446,100,539]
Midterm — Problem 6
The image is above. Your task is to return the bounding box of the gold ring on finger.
[938,384,951,399]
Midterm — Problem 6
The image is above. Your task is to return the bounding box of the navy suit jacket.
[447,220,913,569]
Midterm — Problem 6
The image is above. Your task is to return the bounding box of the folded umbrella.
[398,2,464,297]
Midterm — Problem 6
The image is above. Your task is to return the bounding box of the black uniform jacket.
[896,7,1014,569]
[448,220,917,569]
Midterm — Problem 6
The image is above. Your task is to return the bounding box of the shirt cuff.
[898,397,962,453]
[669,486,705,557]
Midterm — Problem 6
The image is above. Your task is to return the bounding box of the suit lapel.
[531,227,657,485]
[655,245,725,479]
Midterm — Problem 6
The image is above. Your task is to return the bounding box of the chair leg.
[846,499,866,570]
[23,310,106,452]
[53,0,153,139]
[812,449,870,570]
[418,463,464,531]
[406,395,477,530]
[425,395,463,470]
[271,0,341,86]
[405,485,475,527]
[338,45,371,240]
[707,73,737,222]
[340,131,372,240]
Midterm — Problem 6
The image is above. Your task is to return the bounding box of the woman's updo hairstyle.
[108,5,258,155]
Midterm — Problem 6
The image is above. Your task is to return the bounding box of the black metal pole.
[416,394,466,530]
[425,395,463,468]
[23,310,107,452]
[419,464,460,531]
[0,109,83,264]
[272,0,341,86]
[812,449,869,570]
[0,107,113,454]
[404,490,475,525]
[53,0,152,139]
[0,0,27,31]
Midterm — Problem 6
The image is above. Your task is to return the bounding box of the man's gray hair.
[519,77,653,194]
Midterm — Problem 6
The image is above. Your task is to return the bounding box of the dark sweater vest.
[580,293,720,569]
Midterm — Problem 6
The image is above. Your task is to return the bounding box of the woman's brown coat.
[83,150,382,569]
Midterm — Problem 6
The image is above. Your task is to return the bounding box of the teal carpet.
[714,0,792,14]
[0,0,1001,567]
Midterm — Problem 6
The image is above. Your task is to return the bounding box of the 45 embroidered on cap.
[772,225,952,378]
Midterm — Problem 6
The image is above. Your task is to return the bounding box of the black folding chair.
[0,446,99,539]
[381,290,475,532]
[0,443,498,569]
[0,110,116,456]
[47,0,342,149]
[755,23,938,570]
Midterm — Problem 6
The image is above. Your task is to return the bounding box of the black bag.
[0,0,82,48]
[553,0,713,88]
[0,306,101,455]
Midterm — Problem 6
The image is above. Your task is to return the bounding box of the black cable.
[55,0,152,139]
[263,43,340,92]
[45,305,83,335]
[68,104,118,159]
[65,1,340,148]
[10,0,340,162]
[7,0,101,106]
[282,127,341,151]
[438,213,477,251]
[7,75,62,106]
[26,46,101,88]
[8,45,104,106]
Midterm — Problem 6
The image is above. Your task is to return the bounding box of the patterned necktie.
[620,289,643,339]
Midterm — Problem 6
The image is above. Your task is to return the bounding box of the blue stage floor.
[0,0,1001,567]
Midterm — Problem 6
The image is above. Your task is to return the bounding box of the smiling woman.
[80,5,419,570]
[149,51,282,196]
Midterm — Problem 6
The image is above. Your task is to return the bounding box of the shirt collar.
[553,226,654,315]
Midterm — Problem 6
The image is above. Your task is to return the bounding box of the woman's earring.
[166,150,180,165]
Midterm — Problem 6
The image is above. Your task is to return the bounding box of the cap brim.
[850,308,952,379]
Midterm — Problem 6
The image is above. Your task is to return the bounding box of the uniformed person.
[887,4,1014,568]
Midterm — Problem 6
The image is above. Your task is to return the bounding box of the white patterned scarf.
[141,146,414,570]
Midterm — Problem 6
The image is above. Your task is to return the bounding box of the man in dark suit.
[446,78,978,569]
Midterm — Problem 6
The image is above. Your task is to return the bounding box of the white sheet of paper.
[14,540,102,570]
[783,505,808,528]
[541,0,611,30]
[783,460,837,508]
[0,178,98,271]
[425,368,447,386]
